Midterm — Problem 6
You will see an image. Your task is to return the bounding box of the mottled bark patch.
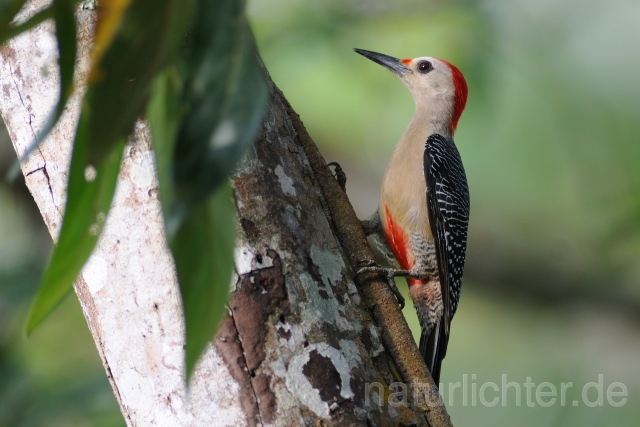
[276,314,292,340]
[306,255,326,288]
[302,350,342,403]
[215,315,261,426]
[252,373,277,420]
[360,326,372,352]
[0,45,16,59]
[226,249,289,423]
[240,218,260,241]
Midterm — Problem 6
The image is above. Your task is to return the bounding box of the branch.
[272,81,454,426]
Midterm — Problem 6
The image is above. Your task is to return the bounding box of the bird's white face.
[354,49,468,134]
[397,56,457,106]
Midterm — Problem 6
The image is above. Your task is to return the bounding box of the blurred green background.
[1,0,638,425]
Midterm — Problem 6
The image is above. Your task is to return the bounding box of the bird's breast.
[378,116,441,281]
[379,137,431,239]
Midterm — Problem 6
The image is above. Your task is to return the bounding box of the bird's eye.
[417,60,433,74]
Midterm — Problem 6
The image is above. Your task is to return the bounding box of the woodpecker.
[354,48,470,385]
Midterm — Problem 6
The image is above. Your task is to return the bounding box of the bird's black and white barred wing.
[421,133,470,384]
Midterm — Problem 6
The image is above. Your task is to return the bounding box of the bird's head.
[354,48,468,134]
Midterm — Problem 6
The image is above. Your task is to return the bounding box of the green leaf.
[147,0,268,380]
[0,0,28,44]
[172,0,269,217]
[172,184,235,380]
[1,4,52,44]
[25,0,198,333]
[149,70,235,380]
[87,0,196,164]
[147,69,182,234]
[25,101,126,334]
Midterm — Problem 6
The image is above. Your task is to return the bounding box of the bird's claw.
[385,274,406,309]
[328,162,347,192]
[355,259,405,309]
[356,259,378,269]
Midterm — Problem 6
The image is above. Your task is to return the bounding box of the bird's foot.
[360,212,382,236]
[356,259,407,309]
[327,162,347,192]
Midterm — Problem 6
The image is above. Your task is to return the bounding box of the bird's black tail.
[419,319,448,387]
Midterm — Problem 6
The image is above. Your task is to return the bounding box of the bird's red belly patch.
[383,205,421,286]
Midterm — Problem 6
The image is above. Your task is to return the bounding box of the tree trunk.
[0,2,451,426]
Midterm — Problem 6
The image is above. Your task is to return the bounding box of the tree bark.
[0,2,452,426]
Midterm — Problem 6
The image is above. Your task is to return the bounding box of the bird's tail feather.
[419,319,446,387]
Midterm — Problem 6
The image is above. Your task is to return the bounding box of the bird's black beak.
[354,48,411,77]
